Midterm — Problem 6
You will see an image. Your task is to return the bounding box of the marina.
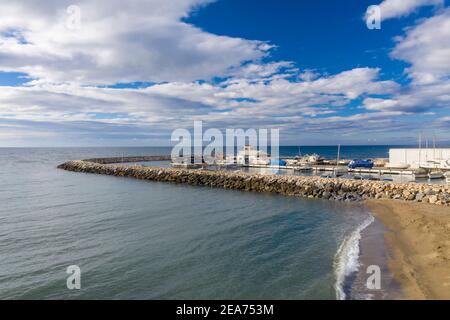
[171,145,450,185]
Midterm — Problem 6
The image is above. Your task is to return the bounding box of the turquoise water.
[0,147,377,299]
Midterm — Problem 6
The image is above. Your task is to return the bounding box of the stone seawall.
[82,155,171,164]
[57,159,450,206]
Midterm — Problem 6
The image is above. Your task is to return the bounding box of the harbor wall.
[82,155,171,164]
[58,160,450,206]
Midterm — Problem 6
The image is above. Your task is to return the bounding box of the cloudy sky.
[0,0,449,146]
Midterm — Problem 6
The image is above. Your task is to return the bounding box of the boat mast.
[419,133,422,168]
[336,144,341,168]
[433,135,436,170]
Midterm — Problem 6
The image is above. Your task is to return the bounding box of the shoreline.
[351,214,403,300]
[366,200,450,299]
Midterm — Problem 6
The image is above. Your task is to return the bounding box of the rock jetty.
[82,155,171,164]
[57,158,450,206]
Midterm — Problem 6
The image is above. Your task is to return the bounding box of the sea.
[0,146,403,299]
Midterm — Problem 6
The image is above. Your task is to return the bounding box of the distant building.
[389,148,450,170]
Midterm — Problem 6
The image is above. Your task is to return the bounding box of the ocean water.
[0,147,391,299]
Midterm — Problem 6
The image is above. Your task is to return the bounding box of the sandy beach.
[366,200,450,300]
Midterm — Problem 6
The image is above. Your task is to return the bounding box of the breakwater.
[82,155,171,164]
[57,158,450,206]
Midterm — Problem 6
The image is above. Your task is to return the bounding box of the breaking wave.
[334,214,375,300]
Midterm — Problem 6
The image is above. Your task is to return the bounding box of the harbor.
[58,158,450,206]
[170,145,450,185]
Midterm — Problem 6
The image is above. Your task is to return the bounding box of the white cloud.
[0,0,270,85]
[298,70,319,82]
[226,61,297,81]
[362,8,450,116]
[368,0,443,21]
[391,8,450,84]
[0,0,448,146]
[0,67,400,142]
[363,80,450,112]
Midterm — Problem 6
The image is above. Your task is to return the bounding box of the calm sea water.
[0,147,391,299]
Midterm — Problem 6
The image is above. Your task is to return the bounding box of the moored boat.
[296,154,324,165]
[294,165,313,172]
[428,171,445,180]
[413,168,428,179]
[445,172,450,184]
[385,162,410,169]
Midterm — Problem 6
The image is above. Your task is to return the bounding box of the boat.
[428,171,445,179]
[445,172,450,184]
[296,154,324,165]
[385,162,410,169]
[333,144,347,177]
[413,168,428,179]
[254,158,271,165]
[236,145,270,166]
[420,159,450,170]
[348,159,374,169]
[294,165,313,172]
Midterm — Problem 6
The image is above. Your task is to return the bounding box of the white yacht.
[236,145,270,166]
[386,162,410,169]
[428,171,445,180]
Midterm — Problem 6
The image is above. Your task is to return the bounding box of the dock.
[240,164,417,175]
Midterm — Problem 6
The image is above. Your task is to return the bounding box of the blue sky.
[188,0,411,78]
[0,0,449,146]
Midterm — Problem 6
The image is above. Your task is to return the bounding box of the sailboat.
[334,144,348,177]
[292,146,313,171]
[427,136,445,179]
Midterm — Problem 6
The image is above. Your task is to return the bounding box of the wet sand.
[366,200,450,300]
[349,217,402,299]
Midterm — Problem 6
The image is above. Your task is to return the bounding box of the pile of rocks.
[57,160,450,206]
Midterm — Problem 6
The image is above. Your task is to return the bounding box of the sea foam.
[334,214,375,300]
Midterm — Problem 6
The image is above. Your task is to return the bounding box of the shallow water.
[1,147,380,299]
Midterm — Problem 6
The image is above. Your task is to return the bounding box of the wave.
[334,214,375,300]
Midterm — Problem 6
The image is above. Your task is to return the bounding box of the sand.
[366,200,450,300]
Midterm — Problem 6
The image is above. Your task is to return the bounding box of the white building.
[236,145,270,165]
[389,148,450,170]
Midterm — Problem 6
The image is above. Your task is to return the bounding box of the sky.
[0,0,449,147]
